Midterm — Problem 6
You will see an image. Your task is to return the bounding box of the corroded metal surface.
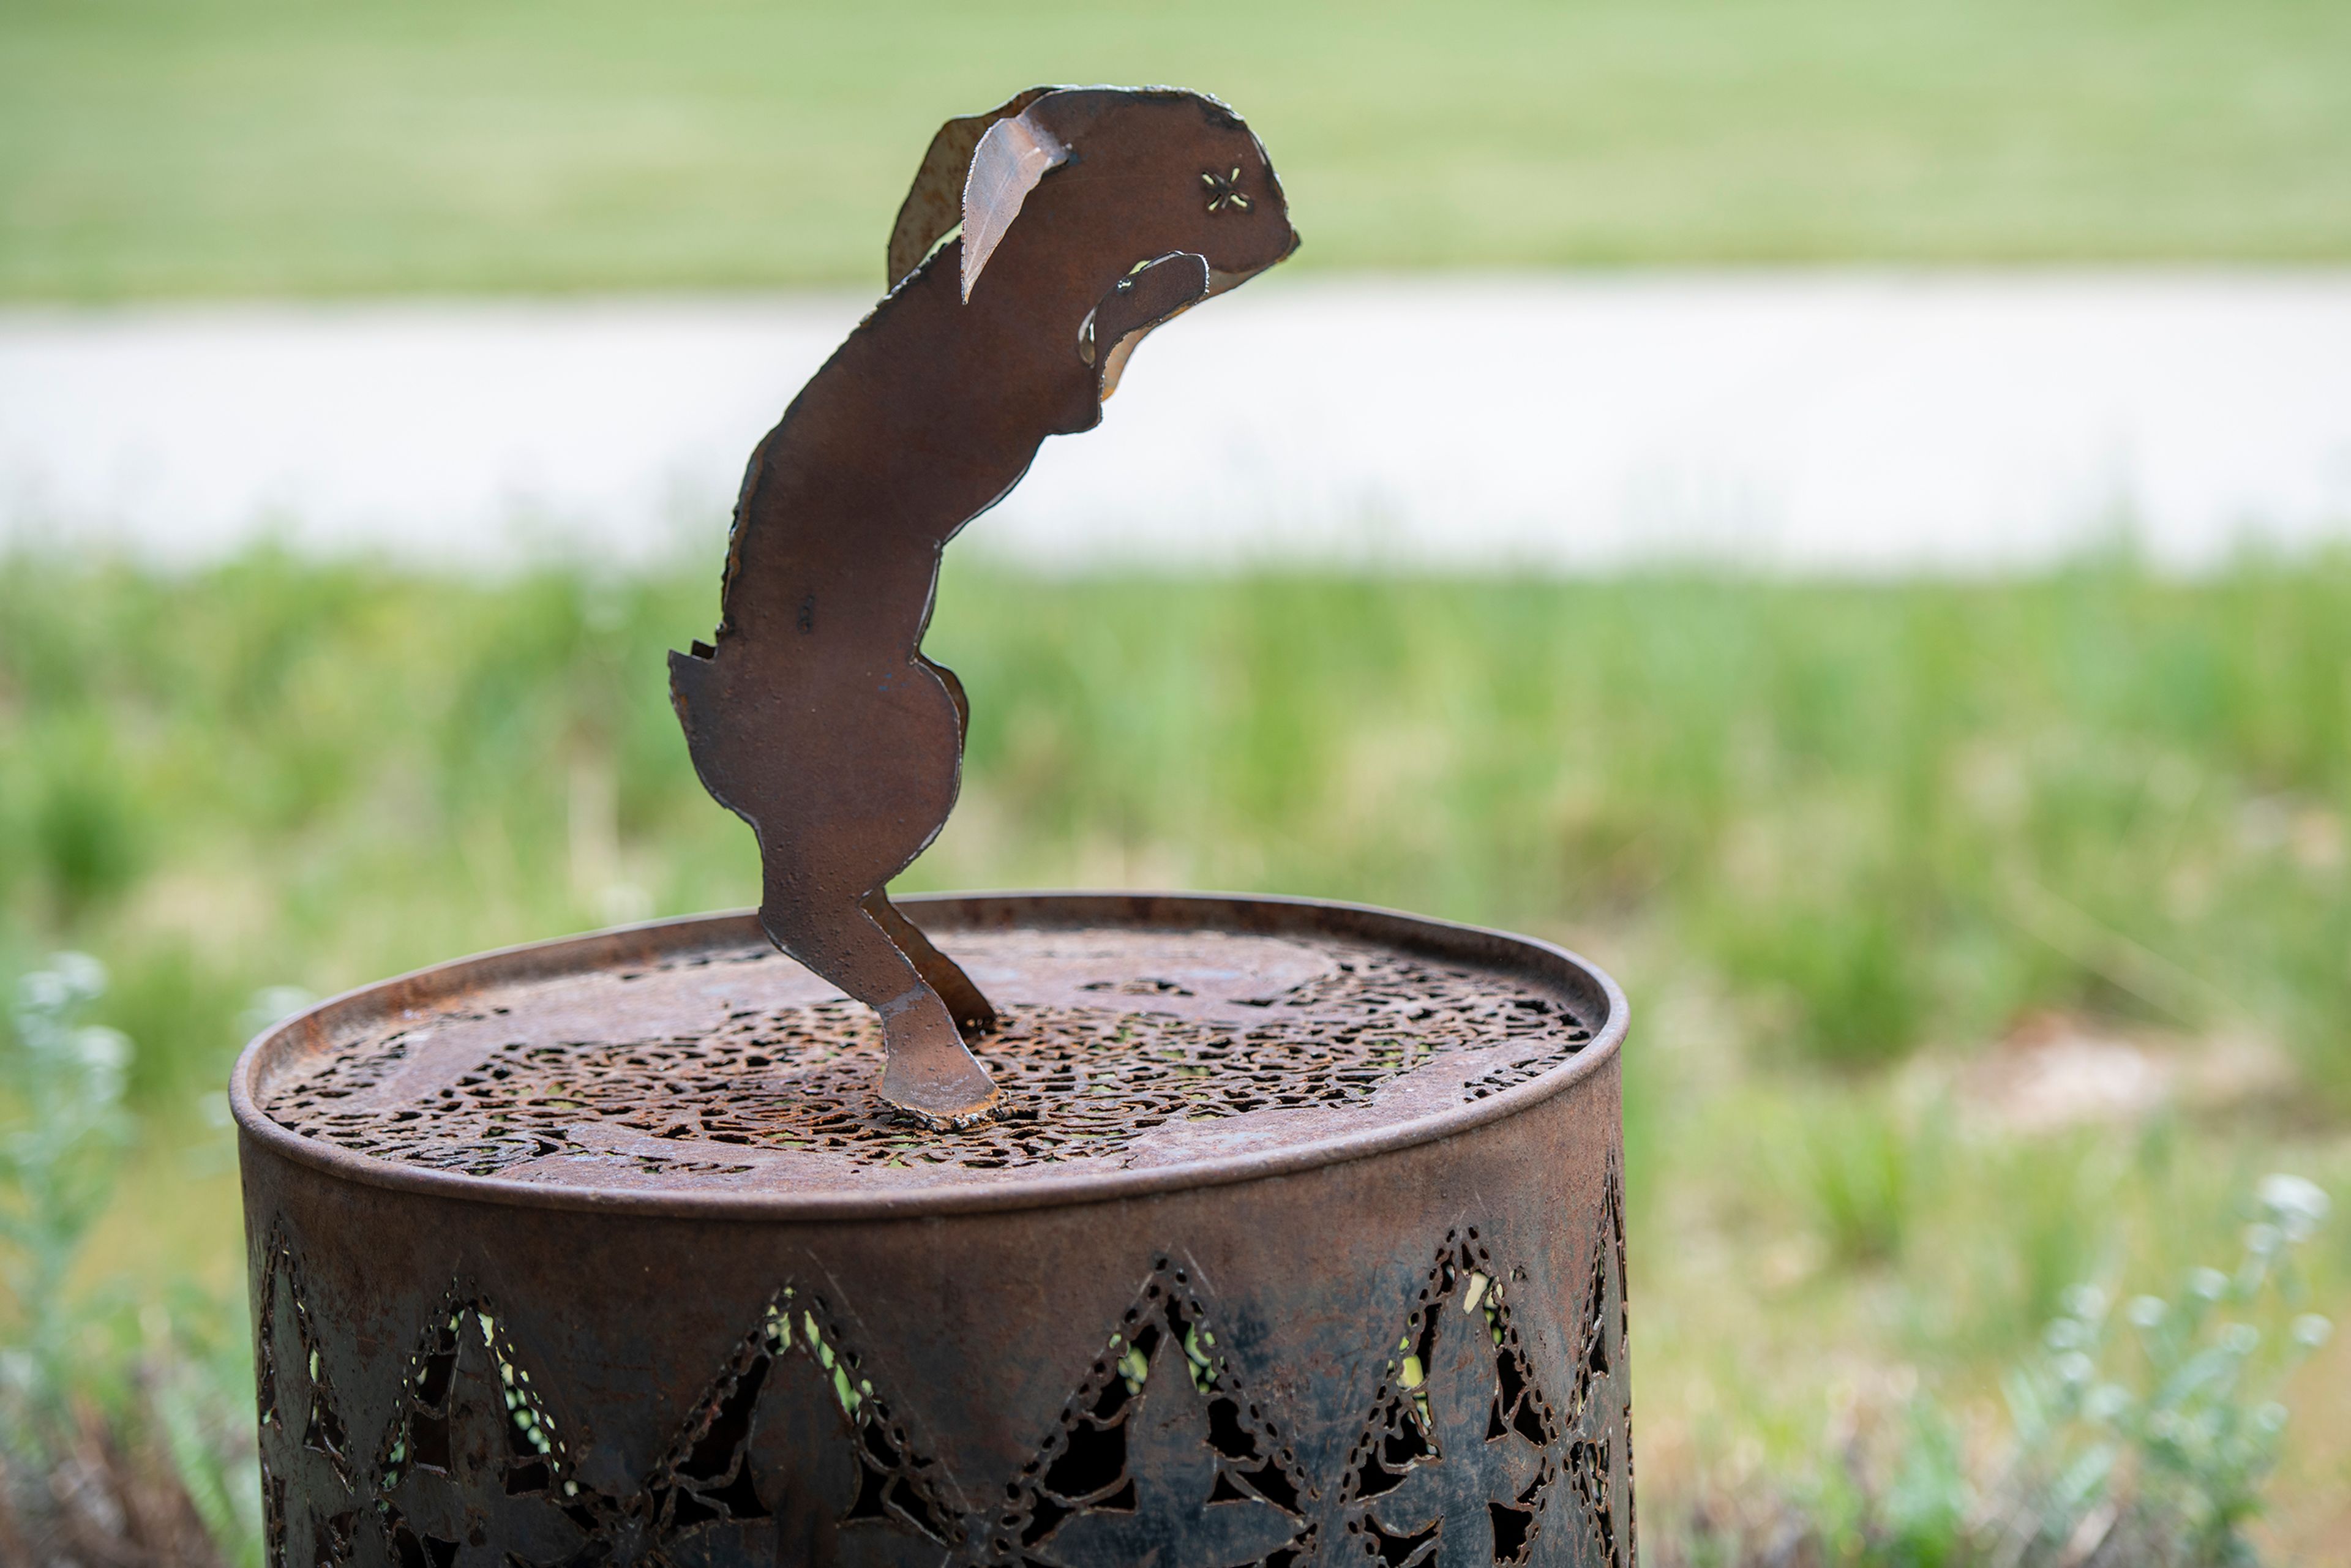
[260,926,1594,1190]
[234,894,1635,1566]
[667,88,1300,1125]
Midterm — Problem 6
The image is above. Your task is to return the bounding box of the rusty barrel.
[231,892,1634,1567]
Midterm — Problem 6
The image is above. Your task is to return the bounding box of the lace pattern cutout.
[1618,1166,1636,1567]
[253,1228,362,1567]
[413,1287,954,1567]
[250,1194,1626,1564]
[262,948,1592,1180]
[1562,1168,1635,1568]
[985,1256,1315,1567]
[372,1292,590,1568]
[1339,1231,1562,1567]
[257,1240,962,1568]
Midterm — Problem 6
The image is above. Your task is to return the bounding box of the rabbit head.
[888,86,1300,415]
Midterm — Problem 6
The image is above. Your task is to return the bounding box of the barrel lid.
[232,893,1625,1218]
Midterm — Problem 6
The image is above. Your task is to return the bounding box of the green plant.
[1877,1397,1972,1567]
[1992,1174,2333,1566]
[1801,1097,1938,1268]
[6,552,2351,1560]
[1649,1172,2336,1567]
[143,1286,266,1567]
[1,951,133,1443]
[1727,899,1933,1070]
[0,955,260,1567]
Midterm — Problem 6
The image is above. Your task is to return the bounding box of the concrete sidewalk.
[5,274,2349,573]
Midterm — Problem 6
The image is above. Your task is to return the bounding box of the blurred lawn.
[7,552,2349,1101]
[6,0,2351,298]
[3,550,2349,1551]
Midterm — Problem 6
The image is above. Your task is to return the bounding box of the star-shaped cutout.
[1007,1262,1313,1568]
[253,1231,365,1566]
[1201,168,1252,212]
[376,1288,958,1568]
[1048,1324,1301,1567]
[1345,1245,1562,1567]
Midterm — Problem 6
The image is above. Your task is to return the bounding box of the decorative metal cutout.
[1339,1231,1563,1567]
[252,1202,1628,1566]
[985,1256,1314,1567]
[253,1228,363,1567]
[1201,168,1252,212]
[1618,1169,1636,1567]
[261,943,1592,1181]
[1558,1169,1635,1568]
[1463,1034,1599,1101]
[252,1247,962,1568]
[371,1292,591,1568]
[666,86,1300,1125]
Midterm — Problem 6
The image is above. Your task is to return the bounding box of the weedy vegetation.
[1,550,2347,1563]
[1,954,257,1565]
[6,0,2351,296]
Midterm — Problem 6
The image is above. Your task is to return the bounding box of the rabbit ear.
[886,87,1057,290]
[960,108,1070,302]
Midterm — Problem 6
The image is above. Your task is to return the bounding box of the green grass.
[5,0,2351,299]
[4,554,2350,1101]
[4,551,2350,1557]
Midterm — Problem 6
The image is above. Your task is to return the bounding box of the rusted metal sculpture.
[669,88,1300,1127]
[233,89,1640,1567]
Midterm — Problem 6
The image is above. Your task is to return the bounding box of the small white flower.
[2258,1174,2330,1226]
[2253,1401,2289,1434]
[2244,1221,2283,1256]
[2045,1318,2087,1350]
[2084,1383,2130,1422]
[51,951,107,1002]
[2190,1267,2230,1300]
[2055,1351,2095,1386]
[2127,1296,2167,1329]
[2063,1285,2109,1321]
[74,1026,131,1076]
[240,985,316,1040]
[2221,1322,2260,1355]
[2290,1314,2333,1349]
[16,969,69,1016]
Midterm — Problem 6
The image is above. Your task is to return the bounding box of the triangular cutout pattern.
[1338,1228,1563,1567]
[253,1226,364,1567]
[256,1203,1630,1566]
[1561,1165,1635,1568]
[370,1288,593,1568]
[250,1225,962,1568]
[984,1255,1316,1568]
[372,1283,962,1567]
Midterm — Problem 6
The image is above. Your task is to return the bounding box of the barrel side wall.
[241,1057,1631,1567]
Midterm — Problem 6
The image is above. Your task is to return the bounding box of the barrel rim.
[228,891,1628,1221]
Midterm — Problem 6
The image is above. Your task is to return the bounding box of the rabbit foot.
[876,986,1002,1129]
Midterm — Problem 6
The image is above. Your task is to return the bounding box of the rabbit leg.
[762,888,998,1127]
[862,888,999,1040]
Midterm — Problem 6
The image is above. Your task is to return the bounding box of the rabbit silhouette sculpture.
[671,88,1299,1127]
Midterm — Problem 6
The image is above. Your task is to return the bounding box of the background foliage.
[6,0,2350,1559]
[6,0,2351,297]
[2,553,2347,1559]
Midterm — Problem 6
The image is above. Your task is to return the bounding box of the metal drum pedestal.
[231,893,1635,1568]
